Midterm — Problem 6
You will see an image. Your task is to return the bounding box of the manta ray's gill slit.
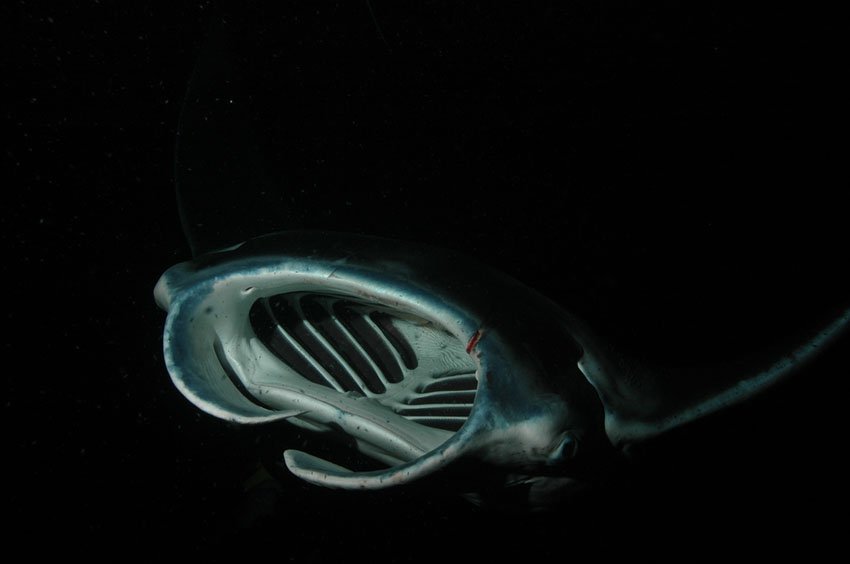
[407,390,476,405]
[299,296,386,394]
[419,373,478,393]
[291,296,376,395]
[370,311,418,370]
[266,295,364,394]
[249,300,332,388]
[404,371,477,431]
[395,405,473,417]
[333,302,405,384]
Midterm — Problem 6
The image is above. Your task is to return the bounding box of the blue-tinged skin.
[156,231,850,508]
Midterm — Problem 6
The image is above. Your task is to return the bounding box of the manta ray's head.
[155,231,613,508]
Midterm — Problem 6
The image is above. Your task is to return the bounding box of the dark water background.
[6,1,847,558]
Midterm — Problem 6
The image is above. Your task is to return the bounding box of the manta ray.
[155,2,848,509]
[155,230,849,508]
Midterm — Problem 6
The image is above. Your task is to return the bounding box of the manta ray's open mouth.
[155,239,494,477]
[246,293,478,432]
[156,232,607,492]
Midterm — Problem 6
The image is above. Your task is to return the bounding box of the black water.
[7,2,847,559]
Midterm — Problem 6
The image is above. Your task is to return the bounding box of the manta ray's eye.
[547,433,578,465]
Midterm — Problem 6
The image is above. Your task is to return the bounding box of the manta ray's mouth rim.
[158,248,489,478]
[157,231,604,490]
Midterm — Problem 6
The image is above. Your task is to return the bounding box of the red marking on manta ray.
[466,329,482,354]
